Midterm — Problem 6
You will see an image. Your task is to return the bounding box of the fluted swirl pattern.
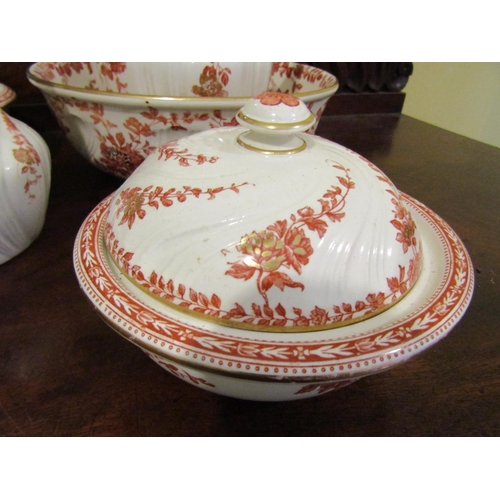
[106,127,422,332]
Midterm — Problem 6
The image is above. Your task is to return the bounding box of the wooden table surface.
[1,112,498,436]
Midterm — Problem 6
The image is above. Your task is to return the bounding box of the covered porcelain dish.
[106,92,423,330]
[74,92,473,401]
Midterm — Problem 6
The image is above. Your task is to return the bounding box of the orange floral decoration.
[225,161,354,309]
[255,92,300,107]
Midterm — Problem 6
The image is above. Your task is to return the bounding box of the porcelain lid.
[105,92,423,333]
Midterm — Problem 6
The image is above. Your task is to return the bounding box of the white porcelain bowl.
[73,93,474,401]
[28,62,338,178]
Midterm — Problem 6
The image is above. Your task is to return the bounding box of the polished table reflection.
[1,113,498,436]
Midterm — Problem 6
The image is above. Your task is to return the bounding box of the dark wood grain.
[303,62,413,93]
[1,112,498,437]
[0,62,43,104]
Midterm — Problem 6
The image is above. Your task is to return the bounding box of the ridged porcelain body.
[27,62,338,178]
[0,85,51,265]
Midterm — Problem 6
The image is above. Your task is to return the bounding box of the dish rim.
[27,63,339,103]
[73,192,474,383]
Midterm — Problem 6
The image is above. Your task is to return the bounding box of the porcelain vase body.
[0,109,51,264]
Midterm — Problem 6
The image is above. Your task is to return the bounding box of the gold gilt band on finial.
[236,133,307,155]
[236,110,315,131]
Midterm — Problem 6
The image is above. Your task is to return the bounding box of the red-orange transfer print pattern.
[1,112,43,199]
[105,156,421,330]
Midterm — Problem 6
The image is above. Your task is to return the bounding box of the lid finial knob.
[236,92,315,154]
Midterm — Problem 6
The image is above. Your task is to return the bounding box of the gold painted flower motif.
[192,64,231,97]
[238,231,286,274]
[226,161,354,308]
